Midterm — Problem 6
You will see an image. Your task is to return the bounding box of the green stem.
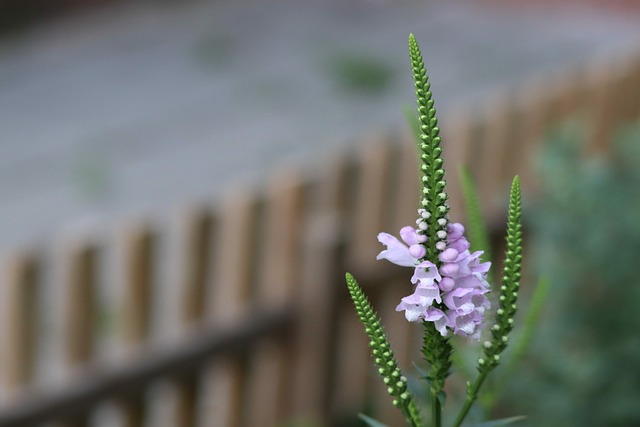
[451,372,489,427]
[431,389,442,427]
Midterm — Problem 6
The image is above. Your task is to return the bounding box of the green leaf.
[358,414,390,427]
[511,275,550,366]
[471,415,527,427]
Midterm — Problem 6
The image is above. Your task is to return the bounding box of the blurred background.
[0,0,639,426]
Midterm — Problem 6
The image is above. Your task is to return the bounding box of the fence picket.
[349,136,395,271]
[440,110,477,223]
[509,77,548,192]
[477,94,513,209]
[290,152,355,424]
[245,170,306,427]
[120,224,156,427]
[334,136,399,421]
[175,209,215,427]
[0,252,39,400]
[206,190,259,427]
[64,244,99,369]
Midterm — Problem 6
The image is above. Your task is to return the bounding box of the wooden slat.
[349,136,396,270]
[245,170,306,427]
[585,58,618,154]
[180,209,214,326]
[440,110,480,223]
[174,374,198,427]
[59,242,100,427]
[290,153,354,423]
[122,225,155,346]
[175,209,215,427]
[477,93,513,209]
[64,244,98,369]
[205,190,259,427]
[625,54,640,121]
[509,76,548,193]
[120,224,156,427]
[393,131,421,228]
[546,69,585,124]
[608,56,639,128]
[330,303,371,420]
[0,252,39,399]
[255,170,305,308]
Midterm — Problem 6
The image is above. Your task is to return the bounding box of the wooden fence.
[1,50,640,427]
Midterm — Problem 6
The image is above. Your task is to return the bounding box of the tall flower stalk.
[345,34,527,427]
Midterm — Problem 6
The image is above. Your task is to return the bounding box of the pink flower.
[395,261,442,321]
[376,226,426,267]
[377,219,492,340]
[436,223,492,339]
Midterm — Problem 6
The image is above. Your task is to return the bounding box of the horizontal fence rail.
[0,308,296,427]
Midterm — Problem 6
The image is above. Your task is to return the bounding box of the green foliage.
[358,414,390,427]
[499,122,640,426]
[480,276,550,410]
[345,273,422,427]
[326,52,396,95]
[470,416,526,427]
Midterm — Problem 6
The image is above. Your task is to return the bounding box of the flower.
[437,223,491,339]
[396,260,441,322]
[376,226,426,267]
[377,219,491,340]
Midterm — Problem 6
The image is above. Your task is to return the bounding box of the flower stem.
[451,371,489,427]
[431,389,442,427]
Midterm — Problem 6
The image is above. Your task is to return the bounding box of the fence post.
[0,252,39,400]
[120,223,156,427]
[349,135,395,270]
[64,243,99,369]
[245,170,306,427]
[289,152,355,424]
[205,190,258,427]
[175,208,215,427]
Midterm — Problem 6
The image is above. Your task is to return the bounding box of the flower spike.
[481,175,523,371]
[345,273,422,427]
[408,33,449,263]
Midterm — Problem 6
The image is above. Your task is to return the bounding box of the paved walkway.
[0,0,639,248]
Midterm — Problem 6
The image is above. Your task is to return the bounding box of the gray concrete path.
[0,0,639,249]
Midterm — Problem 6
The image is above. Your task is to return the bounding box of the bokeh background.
[0,0,639,426]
